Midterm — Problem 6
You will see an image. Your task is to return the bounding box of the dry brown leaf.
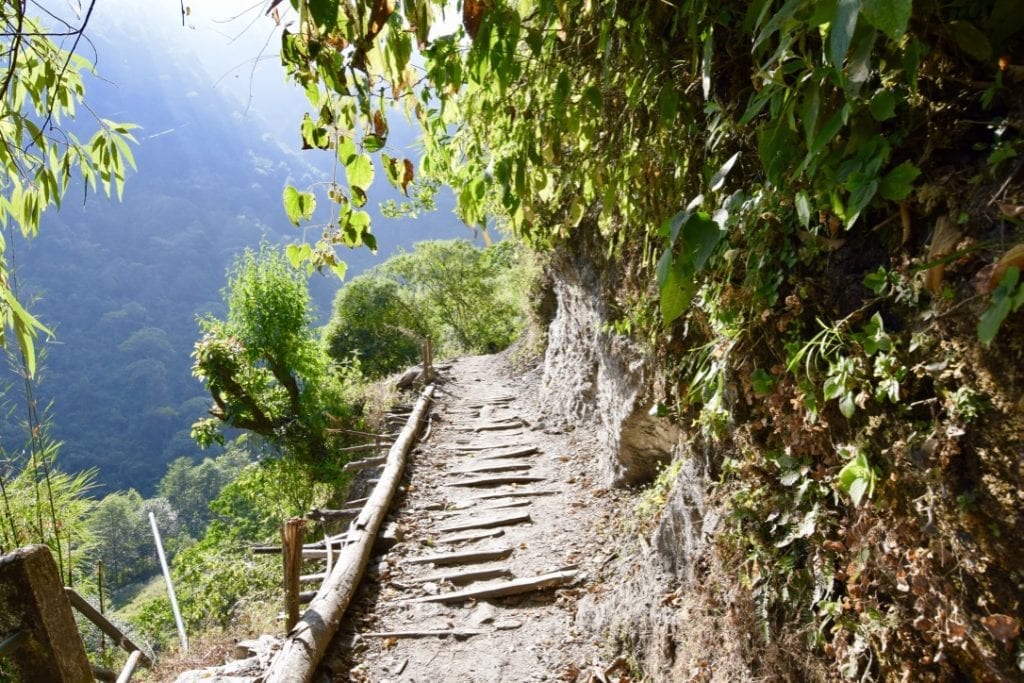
[401,158,415,195]
[946,621,967,641]
[913,615,934,632]
[988,243,1024,292]
[926,215,960,293]
[996,202,1024,219]
[980,614,1020,642]
[373,110,388,139]
[367,0,394,40]
[463,0,484,40]
[900,201,912,246]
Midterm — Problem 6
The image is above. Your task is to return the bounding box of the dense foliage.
[277,0,1024,679]
[323,239,528,375]
[191,246,356,460]
[127,443,348,648]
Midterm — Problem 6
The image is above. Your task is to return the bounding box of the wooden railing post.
[282,517,306,631]
[0,544,92,682]
[421,338,434,383]
[97,559,106,655]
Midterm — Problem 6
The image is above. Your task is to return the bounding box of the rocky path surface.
[316,355,625,682]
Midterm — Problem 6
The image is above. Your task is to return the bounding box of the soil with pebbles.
[317,354,629,683]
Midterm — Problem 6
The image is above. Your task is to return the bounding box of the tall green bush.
[191,245,355,459]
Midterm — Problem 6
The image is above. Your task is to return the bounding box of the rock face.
[539,232,752,679]
[573,441,755,681]
[538,232,678,486]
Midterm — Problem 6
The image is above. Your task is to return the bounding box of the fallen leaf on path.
[980,614,1020,641]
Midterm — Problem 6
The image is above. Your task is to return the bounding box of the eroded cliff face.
[536,229,760,680]
[538,235,678,487]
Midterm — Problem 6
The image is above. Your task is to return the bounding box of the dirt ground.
[316,354,631,683]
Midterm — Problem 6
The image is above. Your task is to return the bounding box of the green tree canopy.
[157,447,250,538]
[380,240,523,354]
[191,245,351,459]
[322,239,528,375]
[322,273,425,378]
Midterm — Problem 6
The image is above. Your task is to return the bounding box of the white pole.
[149,511,188,652]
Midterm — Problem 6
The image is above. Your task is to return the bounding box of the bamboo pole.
[97,560,106,655]
[264,385,435,683]
[115,650,143,683]
[149,512,187,653]
[282,517,305,631]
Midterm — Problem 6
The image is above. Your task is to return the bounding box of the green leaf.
[709,152,740,192]
[682,211,725,271]
[0,286,50,379]
[879,161,920,201]
[823,375,845,401]
[758,120,799,186]
[861,0,912,40]
[814,107,849,158]
[330,262,348,281]
[830,0,862,67]
[285,243,312,269]
[801,80,821,146]
[752,368,776,395]
[553,71,571,112]
[837,449,876,506]
[845,172,879,226]
[979,266,1022,344]
[307,0,340,31]
[300,113,330,150]
[795,191,812,227]
[950,21,993,62]
[658,85,679,124]
[846,26,877,96]
[656,249,696,324]
[839,391,856,418]
[863,267,889,295]
[382,153,403,191]
[701,27,713,100]
[868,90,897,121]
[337,136,357,166]
[346,153,375,192]
[848,476,869,506]
[282,186,316,226]
[986,0,1024,45]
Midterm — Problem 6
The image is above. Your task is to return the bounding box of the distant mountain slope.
[10,27,464,494]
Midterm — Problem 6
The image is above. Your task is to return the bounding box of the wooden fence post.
[421,338,433,382]
[97,560,106,655]
[0,544,92,682]
[282,518,306,631]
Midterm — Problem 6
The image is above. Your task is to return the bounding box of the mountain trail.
[317,354,627,682]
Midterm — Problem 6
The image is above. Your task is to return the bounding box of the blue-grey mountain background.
[8,1,466,493]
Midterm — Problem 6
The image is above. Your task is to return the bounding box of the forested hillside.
[9,26,461,494]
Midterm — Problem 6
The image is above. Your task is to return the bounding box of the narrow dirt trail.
[319,354,625,682]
